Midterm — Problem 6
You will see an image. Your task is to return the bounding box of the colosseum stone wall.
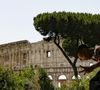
[0,40,96,87]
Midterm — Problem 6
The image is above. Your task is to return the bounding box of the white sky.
[0,0,100,44]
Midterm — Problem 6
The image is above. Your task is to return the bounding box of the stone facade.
[0,40,31,70]
[0,40,96,87]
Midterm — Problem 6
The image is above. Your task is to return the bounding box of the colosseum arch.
[58,74,67,87]
[72,74,81,79]
[48,75,53,80]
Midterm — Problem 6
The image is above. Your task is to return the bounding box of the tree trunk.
[54,36,78,79]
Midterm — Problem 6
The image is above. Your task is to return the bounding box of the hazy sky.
[0,0,100,44]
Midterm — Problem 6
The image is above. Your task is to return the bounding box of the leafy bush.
[0,66,54,90]
[38,67,54,90]
[0,67,18,90]
[57,67,100,90]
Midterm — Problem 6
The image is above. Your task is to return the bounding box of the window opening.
[47,50,51,57]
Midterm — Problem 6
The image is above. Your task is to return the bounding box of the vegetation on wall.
[0,66,54,90]
[57,67,100,90]
[0,66,99,90]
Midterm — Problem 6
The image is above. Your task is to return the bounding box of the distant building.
[0,40,96,87]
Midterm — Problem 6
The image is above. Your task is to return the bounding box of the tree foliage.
[0,66,54,90]
[33,11,100,79]
[34,11,100,46]
[57,68,100,90]
[38,67,54,90]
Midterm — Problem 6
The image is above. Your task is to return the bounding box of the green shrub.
[0,66,55,90]
[57,67,100,90]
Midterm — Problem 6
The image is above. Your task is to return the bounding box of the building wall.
[0,40,31,70]
[0,40,96,87]
[31,40,71,68]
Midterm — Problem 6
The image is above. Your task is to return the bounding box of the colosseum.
[0,40,96,87]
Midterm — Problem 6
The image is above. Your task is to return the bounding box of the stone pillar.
[18,51,20,66]
[12,51,14,69]
[20,51,23,70]
[53,73,58,88]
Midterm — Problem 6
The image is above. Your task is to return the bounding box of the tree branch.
[73,56,78,65]
[54,37,73,66]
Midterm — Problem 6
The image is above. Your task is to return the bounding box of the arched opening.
[72,75,81,80]
[89,62,93,66]
[58,75,67,80]
[58,75,67,87]
[48,75,53,80]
